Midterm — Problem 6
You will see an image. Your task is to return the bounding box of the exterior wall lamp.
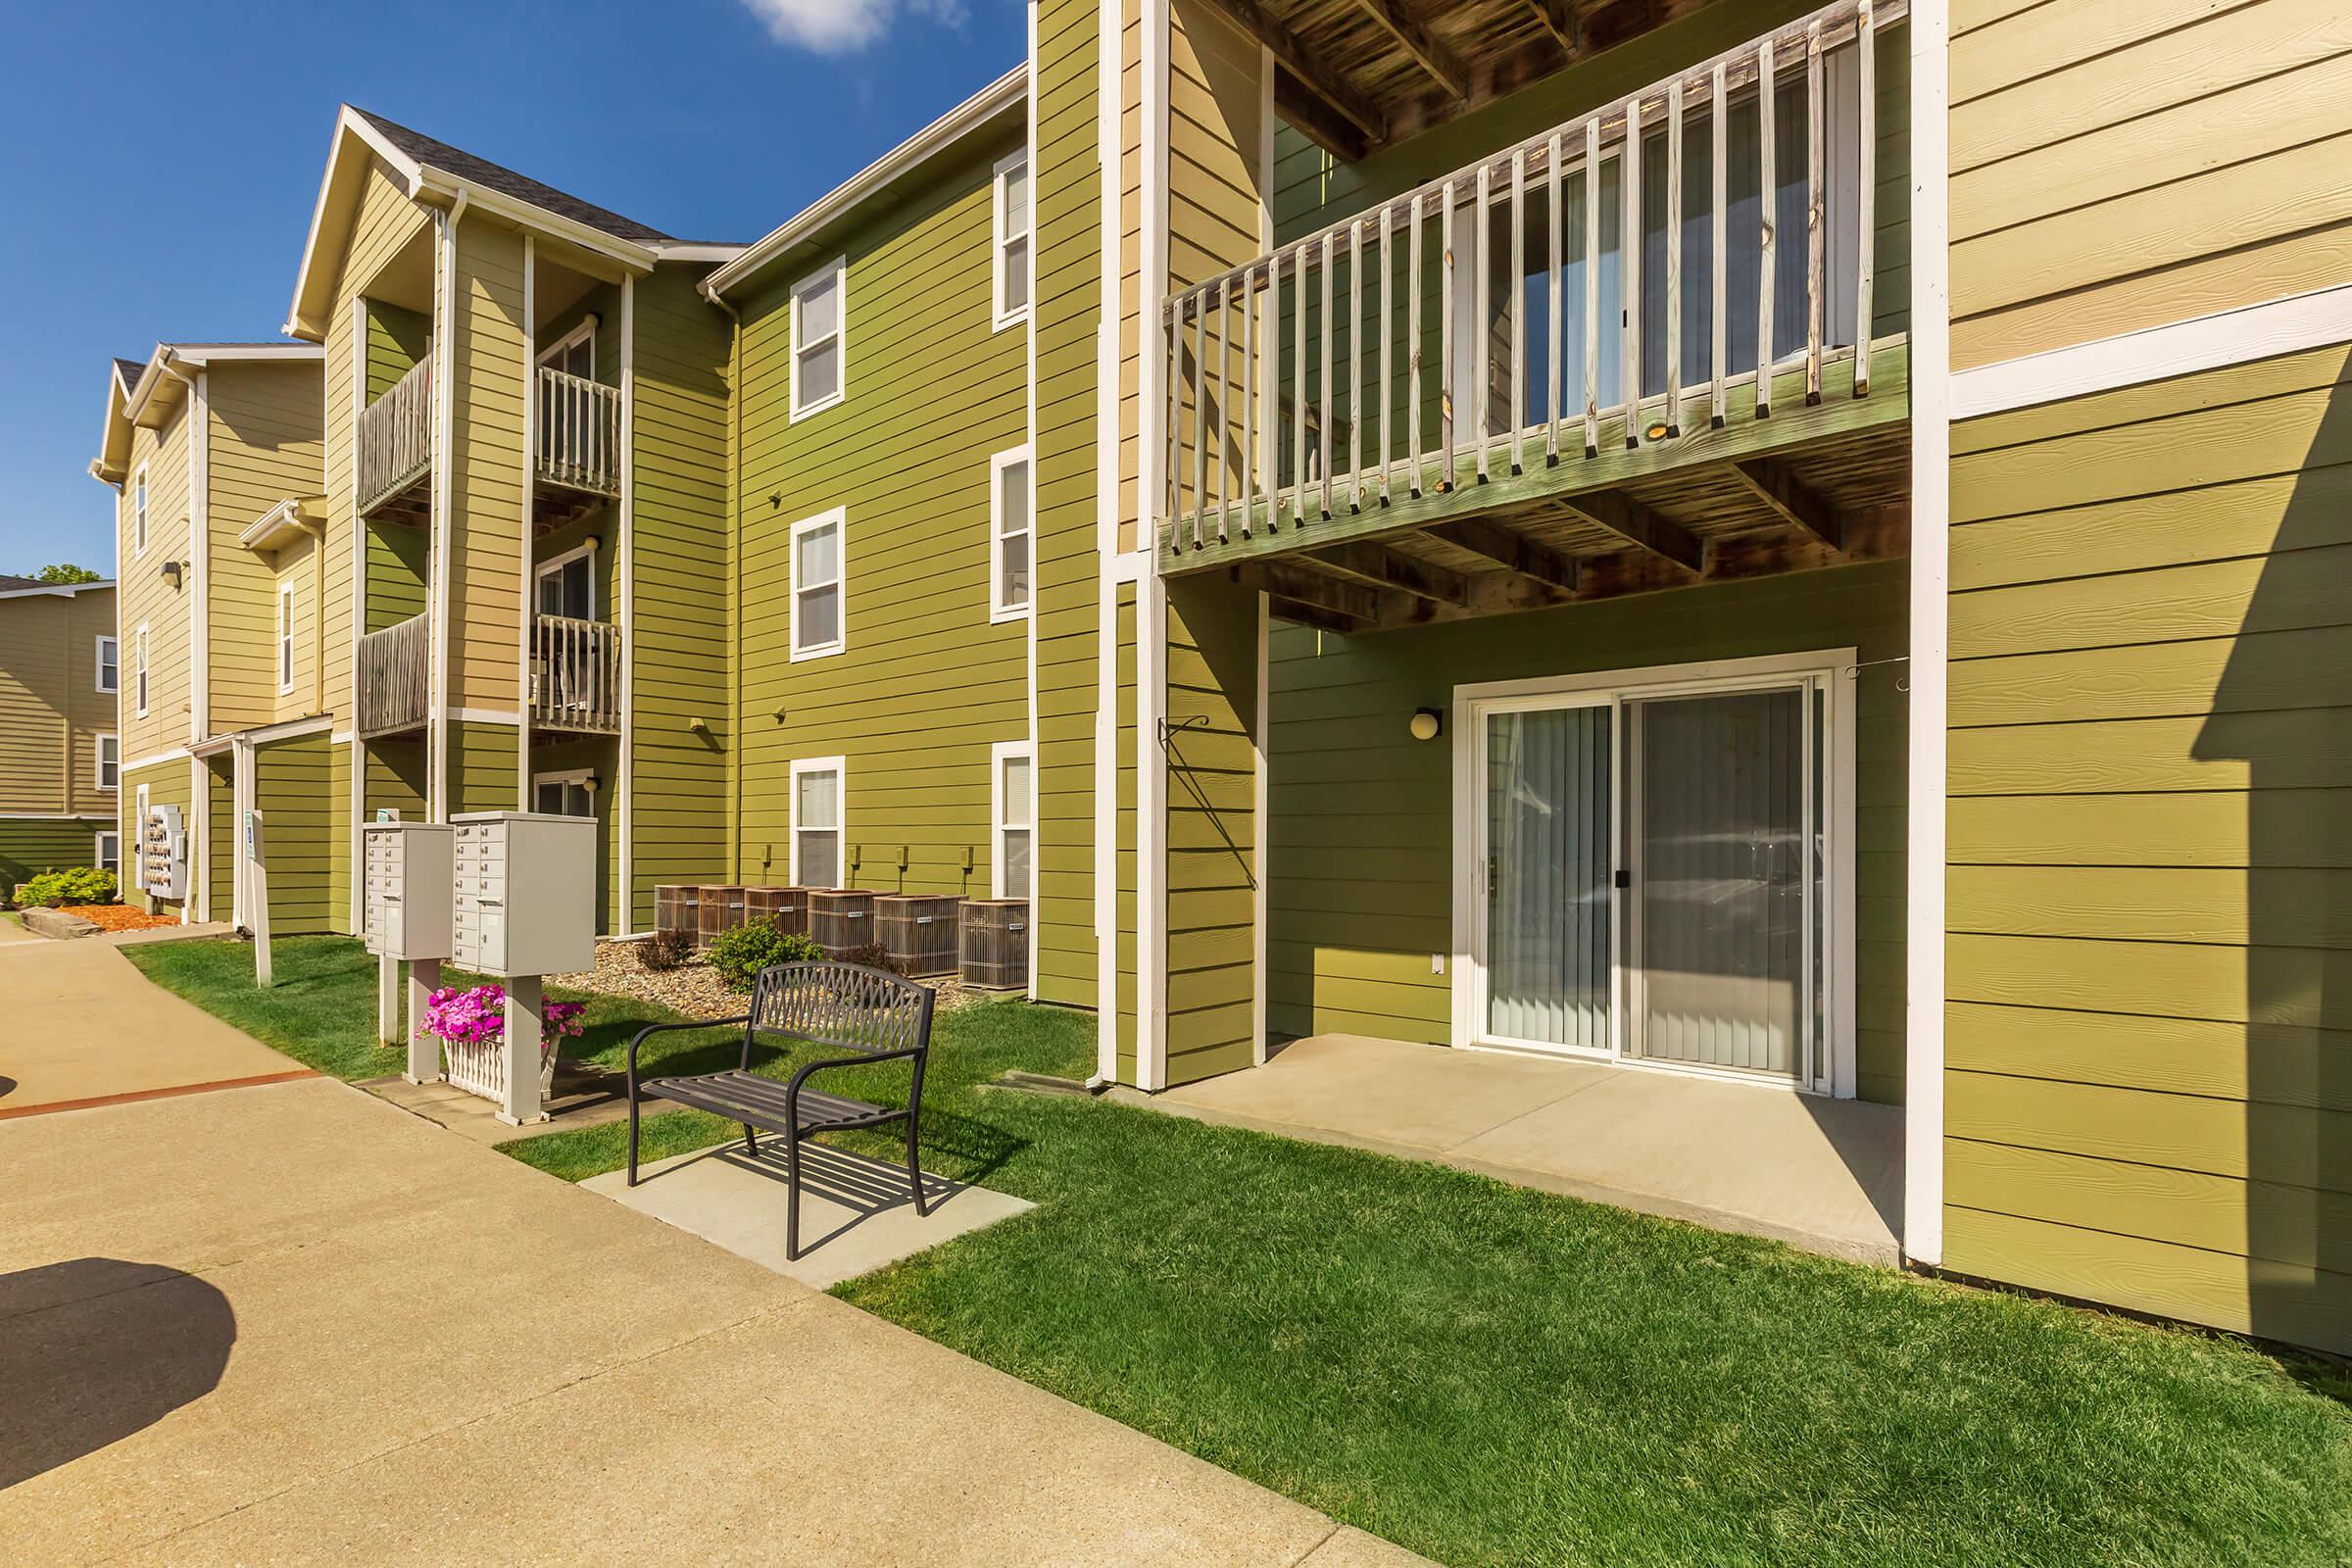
[161,559,183,589]
[1409,708,1444,742]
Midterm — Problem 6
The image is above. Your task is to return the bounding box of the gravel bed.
[548,939,989,1020]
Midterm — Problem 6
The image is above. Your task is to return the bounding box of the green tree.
[30,564,103,584]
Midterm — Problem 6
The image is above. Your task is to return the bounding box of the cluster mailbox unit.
[363,821,454,962]
[451,812,596,978]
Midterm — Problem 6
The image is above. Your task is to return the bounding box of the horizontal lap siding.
[628,264,733,930]
[121,409,194,761]
[208,364,327,732]
[1945,342,2352,1354]
[451,222,528,712]
[0,590,116,818]
[1036,0,1102,1005]
[1269,561,1909,1103]
[122,759,193,916]
[0,818,113,887]
[1950,0,2352,369]
[734,134,1029,900]
[254,732,335,934]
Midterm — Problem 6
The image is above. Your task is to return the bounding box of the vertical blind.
[1484,706,1613,1050]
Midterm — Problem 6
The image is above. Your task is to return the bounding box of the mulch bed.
[53,903,182,933]
[547,939,986,1021]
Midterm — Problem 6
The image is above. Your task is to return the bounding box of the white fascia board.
[703,64,1027,302]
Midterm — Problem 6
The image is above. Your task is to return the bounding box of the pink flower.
[417,986,590,1048]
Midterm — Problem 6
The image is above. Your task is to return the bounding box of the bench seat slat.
[644,1070,887,1132]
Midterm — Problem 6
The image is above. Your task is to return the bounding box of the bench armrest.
[627,1016,753,1092]
[784,1045,927,1122]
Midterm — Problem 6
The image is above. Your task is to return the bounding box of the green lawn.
[139,936,2352,1567]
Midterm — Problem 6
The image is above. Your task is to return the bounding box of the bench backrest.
[748,961,934,1058]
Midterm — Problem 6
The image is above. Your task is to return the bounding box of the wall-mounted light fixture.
[1409,708,1444,742]
[161,560,183,589]
[1644,419,1671,443]
[582,773,603,795]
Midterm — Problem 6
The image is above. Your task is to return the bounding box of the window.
[790,510,845,660]
[94,831,120,877]
[277,581,297,694]
[790,258,846,418]
[134,624,150,717]
[993,149,1030,329]
[791,758,845,889]
[132,466,149,557]
[96,635,118,694]
[533,770,596,817]
[538,318,595,380]
[134,782,150,893]
[992,741,1032,900]
[535,544,596,620]
[989,447,1032,620]
[96,734,119,792]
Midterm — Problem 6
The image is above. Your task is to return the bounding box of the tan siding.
[207,362,327,732]
[450,220,529,710]
[1949,0,2352,369]
[119,404,195,760]
[1945,342,2352,1353]
[0,588,118,818]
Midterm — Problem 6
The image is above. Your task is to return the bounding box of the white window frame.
[992,148,1031,331]
[95,634,118,694]
[132,465,149,558]
[535,317,596,378]
[96,733,119,792]
[789,756,848,890]
[276,580,297,695]
[534,541,599,620]
[789,257,847,420]
[531,767,598,818]
[989,445,1033,622]
[789,508,846,662]
[94,830,120,876]
[134,623,150,718]
[990,740,1034,901]
[134,782,150,893]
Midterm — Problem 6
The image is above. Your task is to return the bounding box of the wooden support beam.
[1348,0,1471,101]
[1189,0,1387,148]
[1276,81,1373,164]
[1726,459,1844,552]
[1519,0,1579,54]
[1257,564,1383,624]
[1268,594,1364,636]
[1554,490,1705,574]
[1425,517,1579,592]
[1306,542,1473,607]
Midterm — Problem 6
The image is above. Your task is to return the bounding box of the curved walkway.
[0,949,1427,1567]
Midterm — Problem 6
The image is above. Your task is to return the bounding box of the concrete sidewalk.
[0,963,1428,1566]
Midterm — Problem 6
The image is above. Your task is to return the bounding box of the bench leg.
[626,1087,640,1187]
[906,1108,928,1218]
[785,1135,803,1261]
[743,1122,760,1157]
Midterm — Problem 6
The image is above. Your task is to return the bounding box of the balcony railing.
[357,612,431,738]
[357,357,434,519]
[535,367,622,498]
[529,613,621,734]
[1160,0,1902,560]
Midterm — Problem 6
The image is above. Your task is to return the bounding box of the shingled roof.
[349,107,675,246]
[113,358,147,394]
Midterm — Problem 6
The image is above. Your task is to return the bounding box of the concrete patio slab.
[1151,1033,1903,1264]
[363,1059,642,1144]
[0,938,309,1117]
[585,1139,1035,1290]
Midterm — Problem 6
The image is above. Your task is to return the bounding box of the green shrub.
[705,918,823,991]
[21,866,119,907]
[636,927,696,972]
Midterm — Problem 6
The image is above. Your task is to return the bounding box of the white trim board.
[1952,282,2352,420]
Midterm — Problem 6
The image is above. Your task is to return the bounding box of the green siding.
[732,127,1029,902]
[1164,577,1260,1085]
[206,757,233,919]
[1944,340,2352,1356]
[254,731,336,934]
[0,817,113,891]
[1268,559,1909,1104]
[530,734,617,934]
[626,263,733,931]
[365,300,431,399]
[1035,0,1102,1006]
[449,720,520,815]
[122,759,193,917]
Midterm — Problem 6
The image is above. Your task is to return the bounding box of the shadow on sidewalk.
[0,1257,234,1488]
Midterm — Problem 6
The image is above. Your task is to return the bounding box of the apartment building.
[89,0,2352,1356]
[0,575,119,889]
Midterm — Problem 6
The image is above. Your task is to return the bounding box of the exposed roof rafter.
[1347,0,1472,101]
[1725,459,1845,552]
[1188,0,1389,150]
[1553,490,1705,573]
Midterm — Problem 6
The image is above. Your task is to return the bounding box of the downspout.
[703,283,743,886]
[428,191,469,821]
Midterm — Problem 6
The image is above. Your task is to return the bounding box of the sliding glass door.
[1479,701,1614,1053]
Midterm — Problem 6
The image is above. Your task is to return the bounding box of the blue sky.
[0,0,1025,576]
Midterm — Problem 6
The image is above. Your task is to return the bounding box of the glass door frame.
[1450,648,1858,1098]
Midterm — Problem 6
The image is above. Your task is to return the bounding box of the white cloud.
[739,0,967,54]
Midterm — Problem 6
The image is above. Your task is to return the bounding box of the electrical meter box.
[450,812,596,977]
[362,821,455,960]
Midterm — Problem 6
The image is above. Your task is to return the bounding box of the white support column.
[617,274,637,935]
[405,956,441,1084]
[499,973,545,1125]
[516,233,536,812]
[377,954,400,1047]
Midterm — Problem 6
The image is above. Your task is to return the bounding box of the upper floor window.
[790,510,845,661]
[993,149,1030,329]
[990,446,1031,621]
[277,581,297,694]
[539,318,595,380]
[96,635,118,694]
[96,734,120,792]
[536,543,596,621]
[132,466,149,557]
[134,624,150,718]
[791,259,846,418]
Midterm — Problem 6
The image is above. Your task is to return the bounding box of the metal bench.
[625,960,937,1259]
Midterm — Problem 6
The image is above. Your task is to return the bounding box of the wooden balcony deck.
[357,612,431,740]
[357,358,433,525]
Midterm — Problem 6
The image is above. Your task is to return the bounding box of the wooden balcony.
[533,367,621,530]
[357,358,433,524]
[529,613,621,735]
[1159,0,1910,634]
[357,612,431,739]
